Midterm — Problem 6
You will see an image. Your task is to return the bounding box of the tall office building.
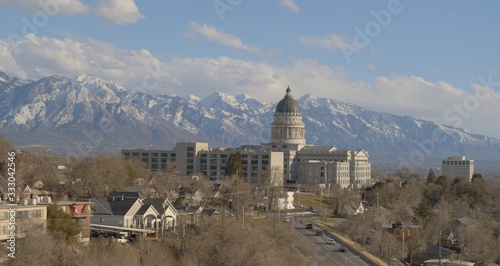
[442,156,474,181]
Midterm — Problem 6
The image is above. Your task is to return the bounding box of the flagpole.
[353,134,358,150]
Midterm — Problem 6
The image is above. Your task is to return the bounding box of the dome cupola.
[275,87,301,114]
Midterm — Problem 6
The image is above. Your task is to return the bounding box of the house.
[417,246,457,262]
[445,217,476,250]
[22,185,55,201]
[175,204,203,230]
[142,198,178,235]
[38,200,94,241]
[187,189,205,205]
[340,201,366,216]
[134,204,160,234]
[92,192,180,237]
[91,196,143,229]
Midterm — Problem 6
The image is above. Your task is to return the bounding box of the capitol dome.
[275,87,301,114]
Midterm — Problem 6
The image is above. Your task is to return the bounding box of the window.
[142,153,149,157]
[187,147,194,152]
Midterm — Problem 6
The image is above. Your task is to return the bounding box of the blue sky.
[1,0,500,138]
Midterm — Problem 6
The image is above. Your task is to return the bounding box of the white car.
[327,238,336,245]
[283,217,290,222]
[113,236,128,243]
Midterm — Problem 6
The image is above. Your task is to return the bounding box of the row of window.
[124,152,177,158]
[443,161,471,165]
[0,209,44,220]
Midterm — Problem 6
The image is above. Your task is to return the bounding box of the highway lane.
[290,215,376,266]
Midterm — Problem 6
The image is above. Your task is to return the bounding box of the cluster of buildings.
[123,88,372,190]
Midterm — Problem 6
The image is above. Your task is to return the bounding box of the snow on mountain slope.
[1,71,499,164]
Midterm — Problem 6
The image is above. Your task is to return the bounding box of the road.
[289,215,377,266]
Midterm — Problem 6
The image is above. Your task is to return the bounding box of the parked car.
[114,236,128,243]
[128,234,139,242]
[338,247,348,252]
[283,217,290,222]
[327,238,336,245]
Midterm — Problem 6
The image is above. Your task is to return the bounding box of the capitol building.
[122,88,372,190]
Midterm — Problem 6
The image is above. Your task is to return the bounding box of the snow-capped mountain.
[1,72,500,165]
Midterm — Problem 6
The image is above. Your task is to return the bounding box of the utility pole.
[402,222,405,262]
[438,208,442,266]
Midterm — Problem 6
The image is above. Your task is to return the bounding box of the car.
[315,230,323,236]
[283,217,290,222]
[338,247,348,252]
[327,238,336,245]
[114,236,128,243]
[306,223,313,229]
[128,234,139,242]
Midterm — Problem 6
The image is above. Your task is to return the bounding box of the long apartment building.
[123,143,284,186]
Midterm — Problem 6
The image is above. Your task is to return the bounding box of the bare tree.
[69,154,129,196]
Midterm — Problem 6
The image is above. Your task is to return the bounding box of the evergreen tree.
[47,203,82,243]
[426,169,436,184]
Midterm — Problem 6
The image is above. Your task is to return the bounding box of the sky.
[0,0,500,138]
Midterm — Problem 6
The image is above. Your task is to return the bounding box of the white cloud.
[0,0,144,25]
[93,0,144,25]
[1,34,499,138]
[278,0,299,13]
[0,0,90,15]
[300,34,350,51]
[367,64,376,71]
[186,22,262,54]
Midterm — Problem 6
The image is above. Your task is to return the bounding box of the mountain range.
[1,71,500,168]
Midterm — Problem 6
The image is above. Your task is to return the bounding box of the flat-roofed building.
[442,156,474,181]
[297,147,371,189]
[0,203,47,241]
[122,142,210,174]
[198,147,284,186]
